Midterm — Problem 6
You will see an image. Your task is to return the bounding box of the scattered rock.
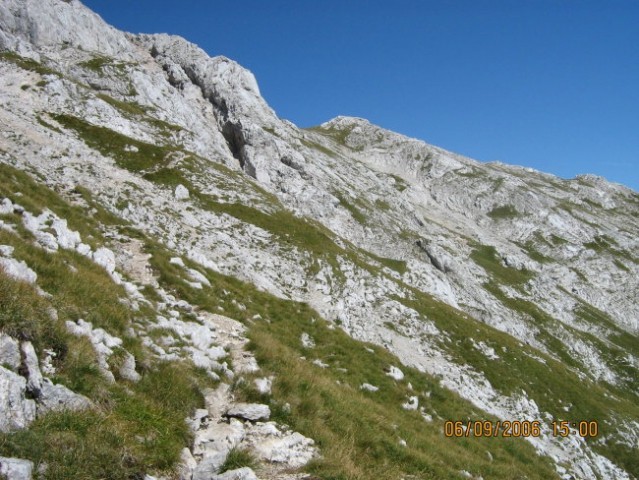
[0,333,21,371]
[300,332,315,348]
[0,457,34,480]
[118,352,141,382]
[36,379,92,415]
[21,342,44,395]
[192,452,229,480]
[0,366,36,432]
[170,257,185,266]
[246,425,316,467]
[93,247,117,275]
[402,396,419,411]
[175,184,190,200]
[225,403,270,422]
[0,257,37,284]
[311,359,328,368]
[254,377,272,395]
[360,383,379,392]
[385,365,404,381]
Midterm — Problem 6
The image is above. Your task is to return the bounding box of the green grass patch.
[51,113,177,172]
[388,174,409,192]
[300,137,336,157]
[335,193,367,224]
[218,447,257,473]
[470,244,534,287]
[0,51,61,77]
[517,240,552,264]
[487,205,519,220]
[96,93,149,116]
[78,55,128,75]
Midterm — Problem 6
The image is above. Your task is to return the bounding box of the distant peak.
[320,116,371,129]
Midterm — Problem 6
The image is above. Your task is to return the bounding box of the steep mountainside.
[0,1,638,479]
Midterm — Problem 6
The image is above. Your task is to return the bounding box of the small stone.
[169,257,185,266]
[0,367,36,432]
[21,342,43,395]
[300,332,315,348]
[385,365,404,381]
[175,184,190,200]
[0,257,37,284]
[360,383,379,392]
[118,352,141,382]
[402,396,419,411]
[254,377,272,394]
[93,247,116,274]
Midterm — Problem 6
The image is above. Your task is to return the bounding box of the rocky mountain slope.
[1,1,638,479]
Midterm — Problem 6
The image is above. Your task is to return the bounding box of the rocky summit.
[0,1,638,479]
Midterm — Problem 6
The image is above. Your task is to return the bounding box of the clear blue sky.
[83,0,639,192]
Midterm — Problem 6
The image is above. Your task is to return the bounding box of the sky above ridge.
[82,0,639,192]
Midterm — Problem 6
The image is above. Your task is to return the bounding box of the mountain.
[0,1,638,479]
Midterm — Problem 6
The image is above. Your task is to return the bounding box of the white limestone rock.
[242,422,316,468]
[402,396,419,411]
[170,257,185,267]
[21,342,43,395]
[192,452,228,480]
[178,447,197,480]
[187,268,211,287]
[225,403,270,422]
[300,332,315,348]
[210,467,258,480]
[36,379,92,415]
[175,184,190,200]
[92,247,117,275]
[0,457,34,480]
[0,334,21,371]
[118,352,141,382]
[360,383,379,392]
[0,366,36,432]
[0,257,37,284]
[254,377,272,395]
[386,365,404,381]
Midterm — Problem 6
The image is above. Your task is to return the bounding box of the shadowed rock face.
[0,1,638,479]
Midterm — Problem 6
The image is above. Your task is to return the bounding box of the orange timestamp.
[444,420,599,438]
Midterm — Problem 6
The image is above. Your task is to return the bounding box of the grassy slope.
[1,51,637,477]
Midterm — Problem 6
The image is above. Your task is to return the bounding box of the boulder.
[0,334,21,371]
[36,379,92,415]
[385,365,404,381]
[0,366,36,432]
[225,403,270,422]
[192,451,228,480]
[175,184,190,200]
[0,457,34,480]
[0,257,37,284]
